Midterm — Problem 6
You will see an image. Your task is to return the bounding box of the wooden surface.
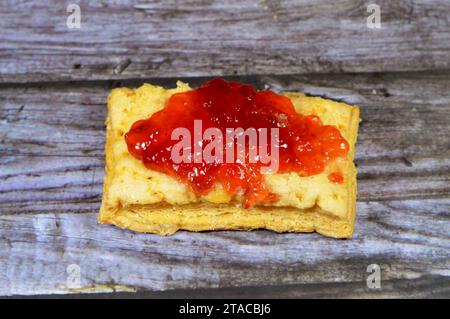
[0,0,449,298]
[1,0,450,82]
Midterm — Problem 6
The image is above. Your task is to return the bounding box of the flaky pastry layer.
[99,82,359,238]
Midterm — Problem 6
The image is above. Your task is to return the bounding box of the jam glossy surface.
[328,172,344,184]
[125,78,349,207]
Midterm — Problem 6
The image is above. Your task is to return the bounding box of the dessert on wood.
[99,78,359,238]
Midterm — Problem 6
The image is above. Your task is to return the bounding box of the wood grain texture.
[0,0,449,82]
[0,72,449,297]
[52,276,450,298]
[0,198,449,296]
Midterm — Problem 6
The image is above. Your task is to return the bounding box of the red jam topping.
[328,172,344,184]
[125,78,349,207]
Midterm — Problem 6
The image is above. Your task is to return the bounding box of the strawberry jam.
[125,78,349,207]
[328,172,344,184]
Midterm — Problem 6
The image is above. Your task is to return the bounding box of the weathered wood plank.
[0,198,449,296]
[0,0,449,82]
[58,276,450,298]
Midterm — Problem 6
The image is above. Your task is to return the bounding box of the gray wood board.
[0,72,449,297]
[1,0,449,82]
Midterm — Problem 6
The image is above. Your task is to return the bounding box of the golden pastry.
[99,79,359,238]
